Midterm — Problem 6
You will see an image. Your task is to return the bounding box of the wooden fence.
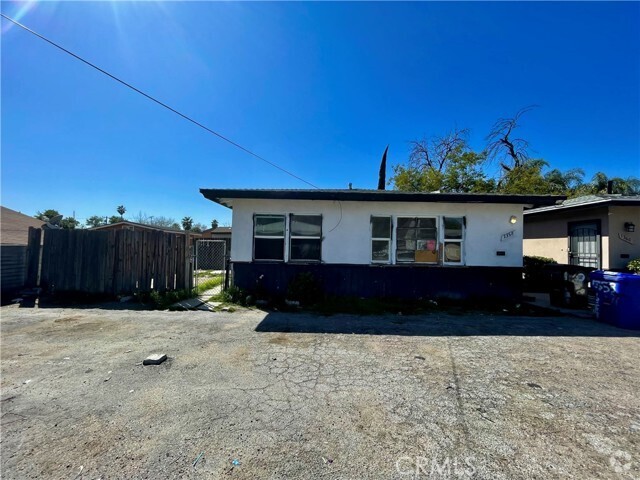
[1,245,28,294]
[26,228,193,295]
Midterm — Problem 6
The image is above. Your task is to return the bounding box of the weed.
[210,285,247,305]
[195,276,224,294]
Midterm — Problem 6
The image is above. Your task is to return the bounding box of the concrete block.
[143,354,167,366]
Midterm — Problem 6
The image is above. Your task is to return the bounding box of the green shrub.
[523,255,558,292]
[627,258,640,274]
[286,272,323,306]
[216,285,246,305]
[523,255,558,268]
[139,289,193,310]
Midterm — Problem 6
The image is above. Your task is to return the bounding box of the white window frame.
[253,214,286,261]
[441,216,465,266]
[288,213,322,262]
[370,215,392,264]
[395,216,439,264]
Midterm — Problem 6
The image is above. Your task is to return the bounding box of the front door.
[568,221,600,268]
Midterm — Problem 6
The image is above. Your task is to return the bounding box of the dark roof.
[1,206,45,245]
[202,226,232,234]
[200,188,565,209]
[524,194,640,216]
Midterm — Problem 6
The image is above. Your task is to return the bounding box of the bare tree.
[486,106,537,171]
[408,127,470,172]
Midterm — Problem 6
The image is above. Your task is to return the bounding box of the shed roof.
[524,194,640,216]
[200,188,565,209]
[1,206,45,245]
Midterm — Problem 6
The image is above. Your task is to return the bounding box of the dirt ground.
[1,305,639,479]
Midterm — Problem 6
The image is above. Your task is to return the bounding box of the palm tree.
[590,172,640,195]
[182,216,193,230]
[117,205,126,219]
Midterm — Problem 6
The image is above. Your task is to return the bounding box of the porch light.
[509,216,517,224]
[624,222,635,233]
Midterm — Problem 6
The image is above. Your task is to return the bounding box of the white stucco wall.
[230,199,526,267]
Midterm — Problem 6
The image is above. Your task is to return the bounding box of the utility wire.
[1,13,319,189]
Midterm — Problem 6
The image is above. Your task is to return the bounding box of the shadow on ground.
[10,296,151,311]
[255,311,640,337]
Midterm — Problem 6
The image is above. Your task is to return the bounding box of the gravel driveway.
[1,305,638,479]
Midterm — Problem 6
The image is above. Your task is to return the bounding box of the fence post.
[184,233,193,292]
[224,255,231,291]
[25,227,42,288]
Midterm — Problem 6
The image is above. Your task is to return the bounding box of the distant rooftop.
[200,188,565,209]
[202,226,232,234]
[89,220,190,234]
[524,194,640,216]
[1,206,45,245]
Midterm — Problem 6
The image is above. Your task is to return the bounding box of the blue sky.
[2,1,639,227]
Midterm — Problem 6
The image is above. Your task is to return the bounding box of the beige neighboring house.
[200,226,231,250]
[524,195,640,270]
[1,206,45,246]
[1,206,45,295]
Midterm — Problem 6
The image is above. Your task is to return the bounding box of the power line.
[1,13,319,189]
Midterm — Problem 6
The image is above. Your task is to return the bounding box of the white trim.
[441,216,466,266]
[370,215,392,264]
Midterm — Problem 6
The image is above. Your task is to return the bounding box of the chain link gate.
[194,239,227,295]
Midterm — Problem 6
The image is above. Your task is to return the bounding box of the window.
[289,214,322,261]
[396,217,438,263]
[254,215,285,261]
[371,216,391,263]
[442,217,464,264]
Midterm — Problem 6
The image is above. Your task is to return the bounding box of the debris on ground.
[527,382,542,389]
[143,354,167,366]
[232,459,241,466]
[322,457,334,465]
[192,452,204,468]
[414,356,426,361]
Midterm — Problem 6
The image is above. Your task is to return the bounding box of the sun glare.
[1,0,38,33]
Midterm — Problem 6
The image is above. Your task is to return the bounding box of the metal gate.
[194,240,228,294]
[569,221,600,269]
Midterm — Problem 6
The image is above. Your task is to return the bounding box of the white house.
[200,189,563,301]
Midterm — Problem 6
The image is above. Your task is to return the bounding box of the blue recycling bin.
[590,271,640,330]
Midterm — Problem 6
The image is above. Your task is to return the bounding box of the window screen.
[442,217,464,263]
[371,216,391,262]
[290,214,322,261]
[254,215,285,261]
